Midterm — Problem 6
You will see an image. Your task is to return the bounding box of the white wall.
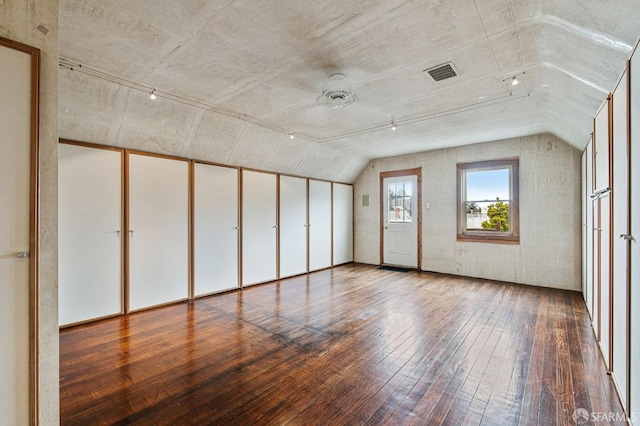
[1,1,59,424]
[354,133,582,291]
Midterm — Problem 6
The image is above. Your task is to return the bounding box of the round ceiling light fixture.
[320,73,356,109]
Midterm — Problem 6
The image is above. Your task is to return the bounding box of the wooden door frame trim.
[379,167,422,269]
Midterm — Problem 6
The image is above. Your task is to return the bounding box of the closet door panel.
[594,101,610,192]
[612,72,629,407]
[194,163,239,295]
[279,176,307,278]
[128,154,189,310]
[333,183,353,265]
[59,144,122,325]
[592,199,600,338]
[309,180,332,271]
[242,171,277,285]
[0,43,34,424]
[629,49,640,426]
[599,194,612,370]
[585,140,594,315]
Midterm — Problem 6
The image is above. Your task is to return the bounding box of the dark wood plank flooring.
[59,264,625,425]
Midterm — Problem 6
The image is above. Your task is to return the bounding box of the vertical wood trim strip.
[28,42,41,426]
[417,170,422,270]
[238,170,244,287]
[188,161,195,299]
[379,172,384,265]
[351,184,355,263]
[120,150,125,315]
[276,174,281,279]
[306,178,310,273]
[608,96,615,372]
[123,151,131,313]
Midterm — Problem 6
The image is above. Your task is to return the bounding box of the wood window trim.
[456,159,520,244]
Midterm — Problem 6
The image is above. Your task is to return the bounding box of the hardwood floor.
[59,264,625,425]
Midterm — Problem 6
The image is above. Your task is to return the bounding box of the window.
[387,181,413,223]
[457,159,519,243]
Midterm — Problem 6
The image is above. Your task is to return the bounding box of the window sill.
[457,234,520,245]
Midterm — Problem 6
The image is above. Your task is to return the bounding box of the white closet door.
[333,183,353,265]
[0,42,32,426]
[594,100,610,192]
[242,170,277,285]
[611,72,629,407]
[194,163,239,295]
[59,144,122,325]
[279,176,307,278]
[585,139,594,316]
[309,180,332,271]
[592,199,600,337]
[629,49,640,426]
[129,154,189,310]
[599,194,612,370]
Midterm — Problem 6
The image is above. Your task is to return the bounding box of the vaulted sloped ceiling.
[58,0,640,182]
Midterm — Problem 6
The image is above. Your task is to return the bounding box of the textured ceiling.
[58,0,640,182]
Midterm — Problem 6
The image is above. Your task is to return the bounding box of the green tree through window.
[481,198,509,231]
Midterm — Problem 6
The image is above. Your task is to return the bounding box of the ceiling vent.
[320,73,356,109]
[424,62,458,82]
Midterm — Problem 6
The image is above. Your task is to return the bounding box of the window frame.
[456,158,519,244]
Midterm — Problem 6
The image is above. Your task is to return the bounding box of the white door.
[611,72,629,407]
[594,100,610,192]
[128,154,189,310]
[242,170,277,285]
[59,144,122,325]
[629,48,640,426]
[279,176,308,278]
[333,183,354,265]
[194,163,239,295]
[0,41,33,425]
[585,140,594,316]
[599,193,612,370]
[383,175,418,268]
[591,199,601,342]
[309,180,332,271]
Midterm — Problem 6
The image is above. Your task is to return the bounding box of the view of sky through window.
[466,169,509,201]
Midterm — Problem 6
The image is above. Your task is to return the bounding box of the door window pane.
[388,182,412,223]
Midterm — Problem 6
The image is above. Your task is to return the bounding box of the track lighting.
[503,72,525,87]
[149,89,157,100]
[391,121,397,130]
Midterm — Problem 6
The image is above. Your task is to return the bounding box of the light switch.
[424,202,430,209]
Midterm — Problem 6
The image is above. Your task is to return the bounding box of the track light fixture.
[503,72,525,87]
[391,121,397,130]
[149,89,157,100]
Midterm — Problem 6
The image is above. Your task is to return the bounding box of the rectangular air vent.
[424,62,458,82]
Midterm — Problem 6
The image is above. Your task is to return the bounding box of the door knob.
[17,252,29,259]
[620,234,635,241]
